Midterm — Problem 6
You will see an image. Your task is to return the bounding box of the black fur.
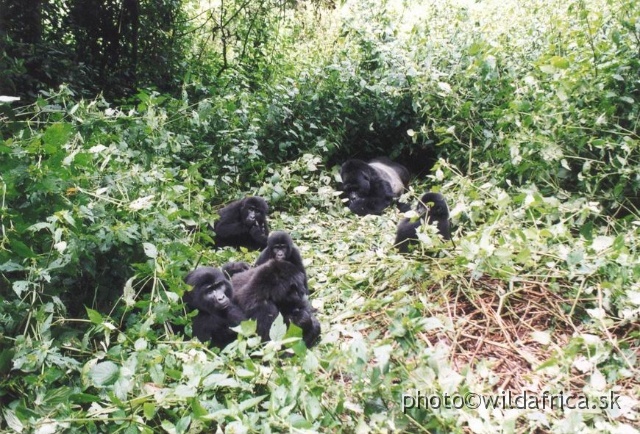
[395,192,451,253]
[213,197,269,250]
[340,157,410,215]
[232,260,320,347]
[183,267,246,348]
[254,231,308,294]
[221,261,251,278]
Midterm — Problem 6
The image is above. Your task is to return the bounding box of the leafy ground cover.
[1,0,639,432]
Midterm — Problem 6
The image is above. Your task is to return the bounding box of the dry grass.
[418,276,579,392]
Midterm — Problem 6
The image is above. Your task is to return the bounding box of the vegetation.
[1,0,638,432]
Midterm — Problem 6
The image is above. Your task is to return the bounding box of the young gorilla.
[254,231,308,294]
[213,196,269,250]
[183,267,246,349]
[340,157,410,216]
[395,192,452,253]
[231,260,320,348]
[221,261,251,278]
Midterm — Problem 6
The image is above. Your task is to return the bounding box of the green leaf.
[176,415,191,434]
[189,399,207,419]
[539,64,556,74]
[269,314,287,341]
[86,308,103,325]
[89,361,120,386]
[143,242,158,259]
[70,393,101,404]
[2,409,24,433]
[42,122,73,154]
[9,239,36,259]
[550,56,570,69]
[304,394,323,420]
[143,402,156,420]
[238,395,267,411]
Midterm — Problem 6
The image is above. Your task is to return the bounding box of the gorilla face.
[241,198,267,227]
[341,160,373,198]
[213,196,270,250]
[183,267,247,349]
[202,283,231,310]
[255,231,309,295]
[260,231,295,261]
[184,267,234,313]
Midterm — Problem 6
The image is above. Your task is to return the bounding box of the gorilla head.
[340,159,375,201]
[183,267,246,348]
[395,192,451,253]
[241,197,267,227]
[184,267,233,311]
[340,157,410,216]
[213,196,270,250]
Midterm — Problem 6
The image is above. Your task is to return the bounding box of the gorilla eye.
[208,282,223,292]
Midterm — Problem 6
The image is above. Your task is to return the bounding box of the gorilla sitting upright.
[254,231,308,294]
[340,157,410,216]
[395,192,451,253]
[213,196,269,250]
[231,260,320,348]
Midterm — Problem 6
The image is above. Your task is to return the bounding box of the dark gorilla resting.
[340,157,410,216]
[213,196,269,250]
[221,261,251,278]
[255,231,308,294]
[232,260,320,347]
[183,267,246,348]
[395,192,451,253]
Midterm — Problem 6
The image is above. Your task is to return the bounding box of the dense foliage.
[1,0,639,432]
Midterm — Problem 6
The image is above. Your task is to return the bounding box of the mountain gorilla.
[221,261,251,278]
[340,157,410,216]
[232,260,320,348]
[395,192,452,253]
[183,267,246,348]
[254,231,308,294]
[213,196,269,250]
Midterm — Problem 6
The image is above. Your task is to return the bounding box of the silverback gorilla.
[395,192,451,253]
[340,157,410,215]
[231,260,320,347]
[183,267,246,348]
[213,196,269,250]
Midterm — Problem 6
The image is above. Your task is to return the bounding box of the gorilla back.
[232,260,320,347]
[340,157,410,215]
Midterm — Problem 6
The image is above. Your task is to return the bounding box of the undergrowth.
[1,0,639,432]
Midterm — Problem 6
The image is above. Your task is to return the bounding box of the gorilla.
[221,261,251,278]
[183,267,246,349]
[340,157,410,216]
[213,197,269,250]
[254,231,308,294]
[395,192,451,253]
[232,260,320,348]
